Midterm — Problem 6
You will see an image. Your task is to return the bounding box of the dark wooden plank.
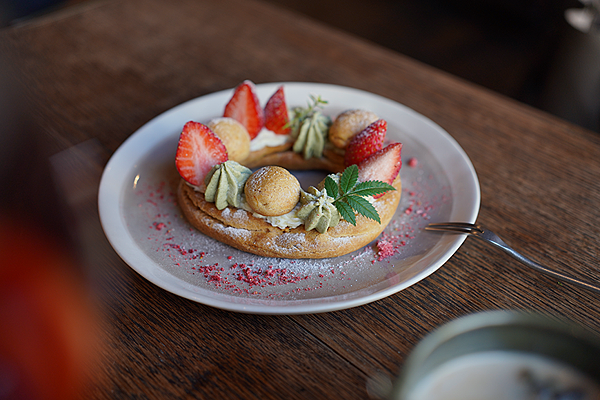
[2,0,600,398]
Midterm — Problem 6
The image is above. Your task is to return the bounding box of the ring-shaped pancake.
[177,149,402,259]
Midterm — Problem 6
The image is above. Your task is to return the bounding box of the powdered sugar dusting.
[122,151,450,302]
[119,111,457,304]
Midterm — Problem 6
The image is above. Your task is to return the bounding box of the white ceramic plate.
[98,82,480,314]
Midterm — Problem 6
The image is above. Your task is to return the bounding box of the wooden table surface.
[2,0,600,398]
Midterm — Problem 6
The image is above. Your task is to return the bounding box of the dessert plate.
[98,82,480,314]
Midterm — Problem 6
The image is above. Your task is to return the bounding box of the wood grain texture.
[2,0,600,398]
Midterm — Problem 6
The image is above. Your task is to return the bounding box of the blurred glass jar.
[389,311,600,400]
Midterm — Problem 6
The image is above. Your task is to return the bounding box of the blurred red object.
[0,52,99,399]
[0,217,98,400]
[0,217,97,399]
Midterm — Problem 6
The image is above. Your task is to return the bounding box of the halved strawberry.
[357,142,402,197]
[175,121,228,187]
[344,119,387,167]
[223,80,264,139]
[264,85,290,135]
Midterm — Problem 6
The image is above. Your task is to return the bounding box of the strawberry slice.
[223,80,264,139]
[344,119,387,167]
[264,85,291,135]
[357,142,402,197]
[175,121,228,187]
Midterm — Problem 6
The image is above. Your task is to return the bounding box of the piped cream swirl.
[292,111,331,159]
[204,161,252,210]
[297,186,340,233]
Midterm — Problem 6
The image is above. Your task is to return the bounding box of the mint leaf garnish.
[324,175,339,198]
[327,165,396,226]
[352,180,396,197]
[339,164,358,194]
[336,200,356,226]
[346,195,381,223]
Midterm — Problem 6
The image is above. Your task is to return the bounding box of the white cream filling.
[239,196,303,229]
[260,206,303,230]
[249,128,290,151]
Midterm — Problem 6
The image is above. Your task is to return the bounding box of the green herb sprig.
[324,165,396,226]
[287,94,328,135]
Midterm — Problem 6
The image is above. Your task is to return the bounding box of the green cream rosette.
[204,161,252,210]
[291,110,331,160]
[297,186,340,233]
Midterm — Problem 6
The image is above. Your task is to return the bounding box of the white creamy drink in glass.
[406,350,600,400]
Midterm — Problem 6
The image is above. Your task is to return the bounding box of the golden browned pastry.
[328,109,378,148]
[244,166,300,216]
[175,83,403,260]
[177,174,401,259]
[242,142,293,168]
[246,150,343,173]
[206,117,251,162]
